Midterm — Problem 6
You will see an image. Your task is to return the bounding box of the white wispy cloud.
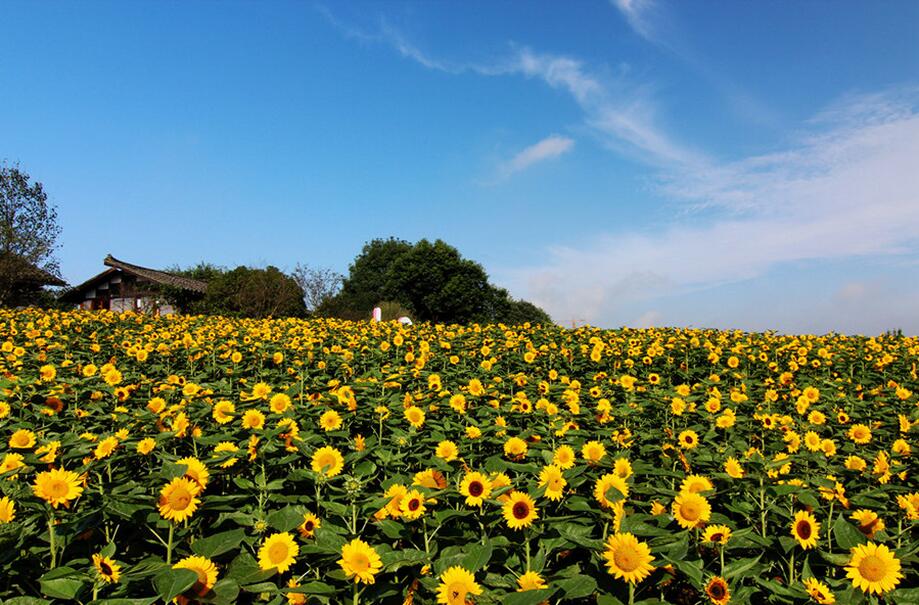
[500,88,919,328]
[611,0,658,42]
[498,135,574,178]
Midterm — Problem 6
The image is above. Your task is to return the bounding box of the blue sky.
[3,1,918,333]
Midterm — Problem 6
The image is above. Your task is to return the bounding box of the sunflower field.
[0,308,917,605]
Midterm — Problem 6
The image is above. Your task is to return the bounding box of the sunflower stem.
[525,534,531,572]
[166,523,174,565]
[48,513,57,569]
[719,545,725,577]
[788,548,795,584]
[352,581,359,605]
[759,476,767,538]
[628,582,635,605]
[826,500,834,551]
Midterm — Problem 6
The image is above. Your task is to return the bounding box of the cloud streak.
[501,88,919,327]
[498,135,574,178]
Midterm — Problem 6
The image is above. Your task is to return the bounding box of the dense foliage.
[0,164,62,307]
[165,265,307,319]
[321,238,552,325]
[0,309,917,604]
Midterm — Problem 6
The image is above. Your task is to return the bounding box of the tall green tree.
[324,237,552,325]
[0,163,63,306]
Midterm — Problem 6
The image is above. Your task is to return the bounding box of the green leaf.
[39,566,88,600]
[284,581,337,595]
[724,554,762,581]
[191,528,248,558]
[556,574,597,600]
[461,543,493,572]
[227,552,277,585]
[88,600,158,605]
[382,548,428,572]
[268,506,305,532]
[6,599,53,605]
[888,587,919,605]
[503,588,557,604]
[153,568,199,601]
[833,515,867,550]
[596,596,625,605]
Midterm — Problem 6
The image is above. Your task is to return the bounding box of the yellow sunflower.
[173,555,218,602]
[158,477,201,523]
[404,406,425,428]
[516,570,547,591]
[581,440,607,464]
[791,510,820,550]
[678,430,699,450]
[0,496,14,523]
[460,471,492,507]
[672,492,711,530]
[258,532,299,573]
[338,538,382,584]
[705,576,730,604]
[319,409,342,431]
[538,465,566,501]
[298,512,321,539]
[270,393,292,414]
[9,429,36,449]
[701,525,732,545]
[724,457,744,479]
[311,446,344,478]
[176,457,210,490]
[92,553,121,584]
[437,566,482,605]
[602,532,655,584]
[400,489,426,520]
[802,577,835,604]
[33,468,84,509]
[850,509,884,539]
[680,474,714,494]
[594,473,629,509]
[553,445,576,469]
[436,440,459,462]
[845,542,902,595]
[502,491,538,530]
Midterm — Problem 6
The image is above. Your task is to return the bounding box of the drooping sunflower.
[705,576,730,604]
[92,553,122,584]
[298,512,321,539]
[311,446,344,478]
[791,510,820,550]
[437,566,483,605]
[602,532,655,584]
[538,465,566,501]
[258,532,299,573]
[33,468,84,509]
[173,555,218,601]
[400,489,427,520]
[460,471,492,507]
[414,469,447,490]
[338,538,382,585]
[672,492,711,530]
[594,473,629,509]
[802,577,836,604]
[502,491,538,530]
[845,542,902,595]
[0,496,15,523]
[158,477,201,523]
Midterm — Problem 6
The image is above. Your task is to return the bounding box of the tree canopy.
[321,237,552,325]
[0,163,63,306]
[166,264,307,318]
